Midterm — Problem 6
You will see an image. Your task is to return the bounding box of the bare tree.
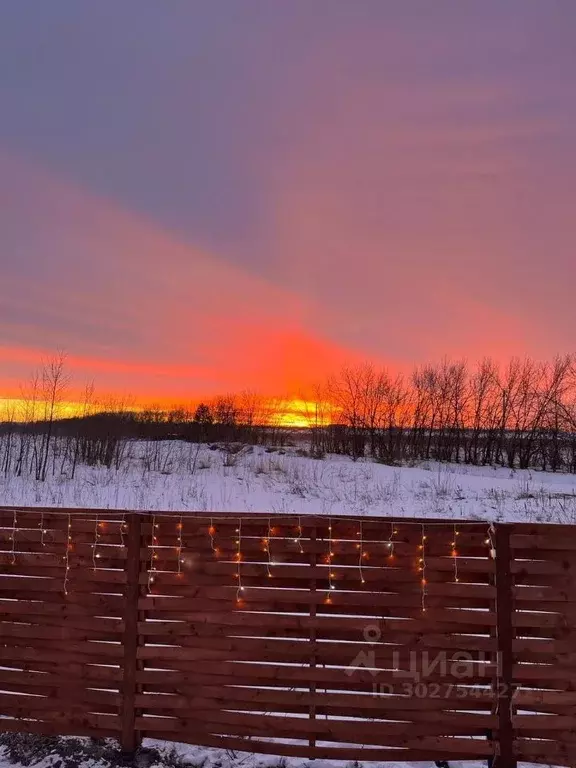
[38,351,71,481]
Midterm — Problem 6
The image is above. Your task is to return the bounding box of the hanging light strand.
[327,518,336,597]
[120,512,126,548]
[386,521,397,559]
[236,519,244,601]
[176,515,183,575]
[358,521,366,584]
[265,518,274,578]
[40,511,46,547]
[486,523,497,559]
[92,512,100,571]
[452,524,460,583]
[148,515,158,594]
[419,524,427,612]
[63,513,72,595]
[294,516,304,554]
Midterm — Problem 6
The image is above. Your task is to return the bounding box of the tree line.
[316,356,576,472]
[2,353,576,479]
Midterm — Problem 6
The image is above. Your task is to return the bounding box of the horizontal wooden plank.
[0,668,122,689]
[134,659,495,688]
[137,606,495,634]
[513,714,576,731]
[0,660,122,682]
[137,729,487,763]
[135,714,495,755]
[0,622,123,642]
[138,597,494,621]
[0,575,125,594]
[0,643,123,665]
[515,689,576,708]
[139,708,493,741]
[135,640,494,669]
[138,573,493,597]
[0,541,127,559]
[137,677,494,704]
[514,585,576,602]
[0,613,124,633]
[134,687,496,719]
[0,703,121,731]
[140,573,494,596]
[512,663,576,683]
[514,736,576,761]
[141,544,495,570]
[144,539,493,561]
[0,510,127,527]
[0,591,125,609]
[513,611,576,629]
[139,517,489,538]
[137,623,496,650]
[0,558,127,581]
[136,632,494,662]
[0,685,120,707]
[0,718,117,740]
[139,673,496,700]
[511,533,576,551]
[0,528,128,546]
[0,596,124,616]
[513,637,576,655]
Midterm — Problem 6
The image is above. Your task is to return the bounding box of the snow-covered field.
[1,441,576,524]
[1,442,570,768]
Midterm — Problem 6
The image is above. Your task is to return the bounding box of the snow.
[1,441,575,524]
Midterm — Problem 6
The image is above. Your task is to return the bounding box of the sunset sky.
[1,2,575,404]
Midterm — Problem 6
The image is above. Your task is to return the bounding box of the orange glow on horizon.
[0,394,337,428]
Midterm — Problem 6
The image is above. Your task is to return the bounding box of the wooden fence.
[1,507,575,766]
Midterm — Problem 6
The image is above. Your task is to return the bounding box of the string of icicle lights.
[0,511,495,602]
[201,517,496,609]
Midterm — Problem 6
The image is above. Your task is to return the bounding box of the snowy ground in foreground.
[1,442,576,523]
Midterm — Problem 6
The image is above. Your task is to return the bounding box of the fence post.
[493,524,517,768]
[309,523,317,758]
[121,512,142,756]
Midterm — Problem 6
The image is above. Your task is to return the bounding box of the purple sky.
[1,2,575,399]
